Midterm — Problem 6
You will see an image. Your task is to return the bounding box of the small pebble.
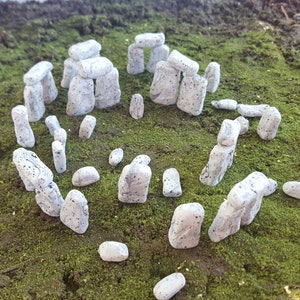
[211,99,237,110]
[109,148,124,166]
[163,168,182,197]
[129,93,144,119]
[79,115,96,139]
[257,106,281,140]
[131,154,151,165]
[283,181,300,199]
[72,166,100,187]
[98,241,129,262]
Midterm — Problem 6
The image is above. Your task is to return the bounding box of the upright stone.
[61,58,77,88]
[257,106,281,140]
[163,168,182,197]
[109,148,124,166]
[147,44,170,73]
[54,128,67,148]
[52,141,66,173]
[45,115,61,136]
[41,71,58,104]
[79,115,97,139]
[204,62,220,93]
[127,44,144,75]
[129,94,144,119]
[217,119,240,147]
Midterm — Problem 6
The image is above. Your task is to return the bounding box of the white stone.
[79,115,96,139]
[168,203,204,249]
[66,76,95,116]
[60,189,89,234]
[61,57,77,88]
[95,67,121,109]
[135,32,165,48]
[127,44,144,75]
[153,272,186,300]
[35,181,63,217]
[41,71,58,104]
[177,74,207,116]
[68,39,101,61]
[204,62,220,93]
[163,168,182,197]
[234,116,249,135]
[129,93,144,119]
[52,141,66,173]
[257,106,281,140]
[167,50,199,76]
[72,166,100,187]
[237,103,269,117]
[131,154,151,165]
[98,241,129,262]
[54,128,67,148]
[45,115,61,136]
[150,61,180,105]
[217,119,241,147]
[109,148,124,166]
[146,44,169,73]
[11,105,35,148]
[118,163,152,203]
[23,61,53,86]
[77,57,113,79]
[211,99,237,110]
[283,181,300,199]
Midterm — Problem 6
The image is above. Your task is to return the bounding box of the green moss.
[0,4,299,300]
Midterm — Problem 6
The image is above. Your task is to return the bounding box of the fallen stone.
[52,141,66,173]
[98,241,129,262]
[153,272,186,300]
[283,181,300,199]
[77,57,113,79]
[11,105,35,148]
[204,61,220,93]
[79,115,96,139]
[131,154,151,165]
[168,202,204,249]
[257,106,281,140]
[45,115,61,136]
[129,93,144,119]
[72,166,100,187]
[211,99,237,110]
[217,119,241,147]
[135,32,165,48]
[234,116,249,135]
[68,39,101,61]
[109,148,124,166]
[237,103,269,117]
[146,44,169,73]
[60,189,89,234]
[163,168,182,197]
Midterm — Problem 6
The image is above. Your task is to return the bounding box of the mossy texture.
[0,2,300,299]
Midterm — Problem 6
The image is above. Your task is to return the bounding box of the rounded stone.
[98,241,129,262]
[72,166,100,187]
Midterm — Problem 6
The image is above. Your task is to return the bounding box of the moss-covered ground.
[0,3,299,299]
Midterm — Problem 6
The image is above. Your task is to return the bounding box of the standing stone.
[98,241,129,262]
[257,106,281,140]
[66,76,95,116]
[52,141,66,173]
[163,168,182,197]
[54,128,67,148]
[147,44,170,73]
[41,71,58,104]
[168,203,204,249]
[79,115,97,139]
[211,99,237,110]
[129,94,144,119]
[95,67,121,109]
[127,44,144,75]
[153,272,186,300]
[237,104,269,117]
[283,181,300,199]
[61,57,77,88]
[45,115,61,136]
[150,61,180,105]
[176,75,207,116]
[35,181,63,217]
[60,189,89,234]
[204,62,220,93]
[11,105,35,148]
[72,166,100,187]
[109,148,124,166]
[118,163,152,203]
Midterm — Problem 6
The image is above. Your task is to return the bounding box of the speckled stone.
[153,272,186,300]
[204,61,220,93]
[257,106,281,140]
[168,202,204,249]
[129,93,144,119]
[79,115,96,139]
[52,141,66,173]
[237,103,269,117]
[163,168,182,197]
[131,154,151,165]
[41,71,58,104]
[77,57,113,79]
[72,166,100,187]
[283,181,300,199]
[61,57,77,88]
[109,148,124,166]
[54,128,67,148]
[60,189,89,234]
[68,39,101,61]
[234,116,249,135]
[45,115,61,136]
[135,32,165,48]
[23,61,53,86]
[211,99,237,110]
[98,241,129,262]
[146,44,169,73]
[217,119,241,147]
[127,44,144,75]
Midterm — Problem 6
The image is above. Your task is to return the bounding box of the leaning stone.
[211,99,237,110]
[168,203,204,249]
[52,141,66,173]
[41,71,58,104]
[135,32,165,48]
[45,115,61,136]
[98,241,129,262]
[54,128,67,148]
[150,61,180,105]
[234,116,249,135]
[176,74,207,116]
[11,105,35,148]
[153,272,186,300]
[95,67,121,109]
[217,119,241,147]
[79,115,96,139]
[35,181,63,217]
[23,61,53,86]
[109,148,124,166]
[127,44,144,75]
[61,58,77,88]
[68,39,101,61]
[204,62,220,93]
[146,44,169,73]
[77,57,113,79]
[60,189,89,234]
[237,103,269,117]
[131,154,151,165]
[163,168,182,197]
[118,163,152,203]
[167,49,199,76]
[200,144,235,186]
[129,93,144,119]
[72,166,100,187]
[257,106,281,140]
[283,181,300,199]
[66,76,95,116]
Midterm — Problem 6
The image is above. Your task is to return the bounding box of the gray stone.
[234,116,249,135]
[204,62,220,93]
[77,57,113,79]
[237,103,269,117]
[23,61,53,86]
[61,57,77,88]
[72,166,100,187]
[79,115,96,139]
[146,44,169,73]
[131,154,151,165]
[41,71,58,104]
[45,115,61,136]
[54,128,67,148]
[109,148,124,166]
[127,44,144,75]
[168,203,204,249]
[163,168,182,197]
[129,93,144,119]
[135,32,165,48]
[52,141,66,173]
[211,99,237,110]
[98,241,129,262]
[283,181,300,199]
[60,189,89,234]
[68,39,101,61]
[217,119,241,147]
[257,106,281,140]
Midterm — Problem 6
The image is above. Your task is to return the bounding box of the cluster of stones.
[62,39,121,116]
